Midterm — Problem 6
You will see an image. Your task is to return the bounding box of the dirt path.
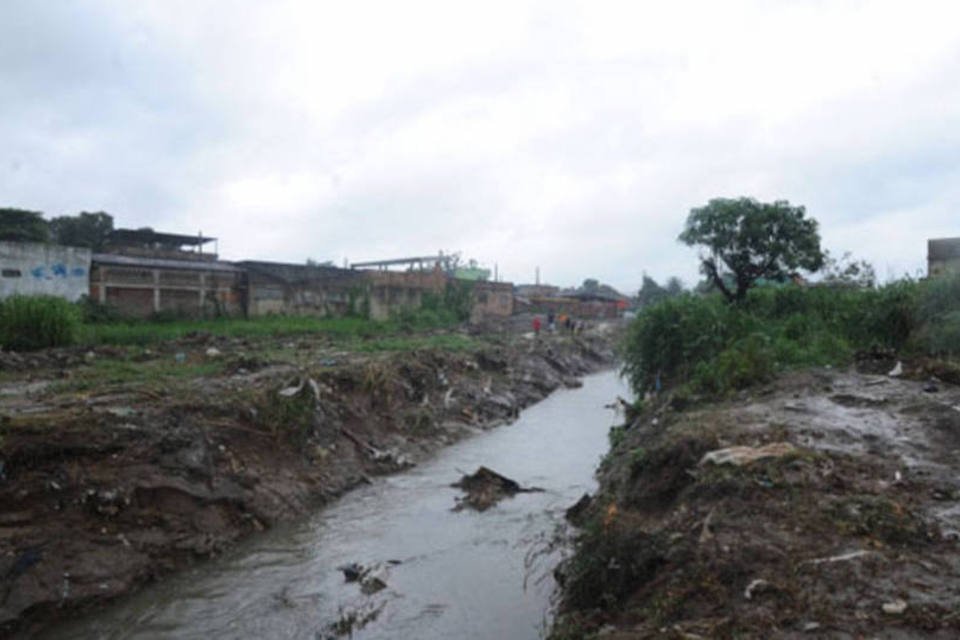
[553,368,960,639]
[0,328,617,638]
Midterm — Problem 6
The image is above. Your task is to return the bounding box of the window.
[2,269,22,278]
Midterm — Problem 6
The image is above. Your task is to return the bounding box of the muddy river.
[46,370,625,640]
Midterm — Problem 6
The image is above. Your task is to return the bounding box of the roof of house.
[237,260,358,284]
[108,229,215,247]
[92,253,241,272]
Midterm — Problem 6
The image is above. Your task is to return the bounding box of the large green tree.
[678,197,824,303]
[0,208,49,242]
[49,211,114,251]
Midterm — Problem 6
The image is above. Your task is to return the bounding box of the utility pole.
[535,266,540,285]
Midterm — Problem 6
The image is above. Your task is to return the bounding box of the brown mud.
[0,327,616,638]
[553,365,960,639]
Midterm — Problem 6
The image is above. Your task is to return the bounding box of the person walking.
[532,315,542,337]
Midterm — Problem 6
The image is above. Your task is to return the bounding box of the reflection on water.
[49,371,626,640]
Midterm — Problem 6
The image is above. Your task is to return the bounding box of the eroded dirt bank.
[0,328,616,638]
[552,367,960,639]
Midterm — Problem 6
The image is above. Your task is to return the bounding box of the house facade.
[0,241,91,301]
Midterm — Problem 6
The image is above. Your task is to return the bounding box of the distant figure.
[564,316,574,333]
[532,315,542,337]
[547,312,556,332]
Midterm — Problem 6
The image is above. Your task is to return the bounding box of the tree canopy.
[678,197,824,302]
[49,211,114,251]
[0,208,50,242]
[637,274,685,307]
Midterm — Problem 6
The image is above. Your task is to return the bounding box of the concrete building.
[928,238,960,277]
[470,280,514,322]
[239,261,366,317]
[241,260,449,320]
[363,268,447,320]
[90,229,243,318]
[0,241,92,301]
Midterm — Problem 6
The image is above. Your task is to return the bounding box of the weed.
[621,276,953,398]
[0,295,80,351]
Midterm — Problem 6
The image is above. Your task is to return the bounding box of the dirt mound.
[451,466,543,512]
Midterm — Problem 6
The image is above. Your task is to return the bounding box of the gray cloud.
[2,0,960,293]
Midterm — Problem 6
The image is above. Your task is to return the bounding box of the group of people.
[532,311,585,336]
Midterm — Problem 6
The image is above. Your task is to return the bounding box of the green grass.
[52,356,225,393]
[0,295,81,350]
[79,315,404,346]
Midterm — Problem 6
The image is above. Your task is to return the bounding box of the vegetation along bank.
[551,273,960,638]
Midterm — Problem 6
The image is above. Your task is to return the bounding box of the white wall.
[0,242,92,301]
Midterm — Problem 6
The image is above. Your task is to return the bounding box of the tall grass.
[78,306,464,347]
[622,277,940,397]
[79,315,387,345]
[0,295,81,351]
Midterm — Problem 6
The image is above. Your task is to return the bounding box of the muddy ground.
[0,326,617,638]
[553,365,960,639]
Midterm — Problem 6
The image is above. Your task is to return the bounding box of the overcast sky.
[2,1,959,292]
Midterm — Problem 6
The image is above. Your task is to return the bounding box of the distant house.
[90,229,243,318]
[241,258,450,320]
[470,280,514,322]
[0,241,91,302]
[928,237,960,277]
[239,260,365,317]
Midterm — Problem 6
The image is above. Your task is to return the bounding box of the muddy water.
[49,370,626,640]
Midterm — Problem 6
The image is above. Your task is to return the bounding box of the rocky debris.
[337,562,364,582]
[451,466,544,512]
[551,368,960,639]
[565,493,592,525]
[698,442,797,466]
[336,561,393,594]
[882,598,908,615]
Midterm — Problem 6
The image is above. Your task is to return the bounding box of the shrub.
[622,278,931,398]
[911,275,960,355]
[0,295,81,351]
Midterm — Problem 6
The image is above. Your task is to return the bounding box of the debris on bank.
[451,466,544,512]
[551,368,960,639]
[0,328,617,637]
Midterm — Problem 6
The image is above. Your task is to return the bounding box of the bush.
[0,295,81,351]
[622,279,930,398]
[911,275,960,355]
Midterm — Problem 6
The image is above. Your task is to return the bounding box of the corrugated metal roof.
[92,253,241,272]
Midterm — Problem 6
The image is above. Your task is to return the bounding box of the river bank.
[0,324,618,637]
[551,365,960,639]
[44,370,627,640]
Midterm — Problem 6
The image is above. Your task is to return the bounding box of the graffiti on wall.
[29,264,87,280]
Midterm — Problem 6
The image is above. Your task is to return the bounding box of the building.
[928,238,960,277]
[470,280,514,322]
[0,241,91,301]
[242,259,449,320]
[239,261,366,317]
[90,229,243,318]
[362,268,447,320]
